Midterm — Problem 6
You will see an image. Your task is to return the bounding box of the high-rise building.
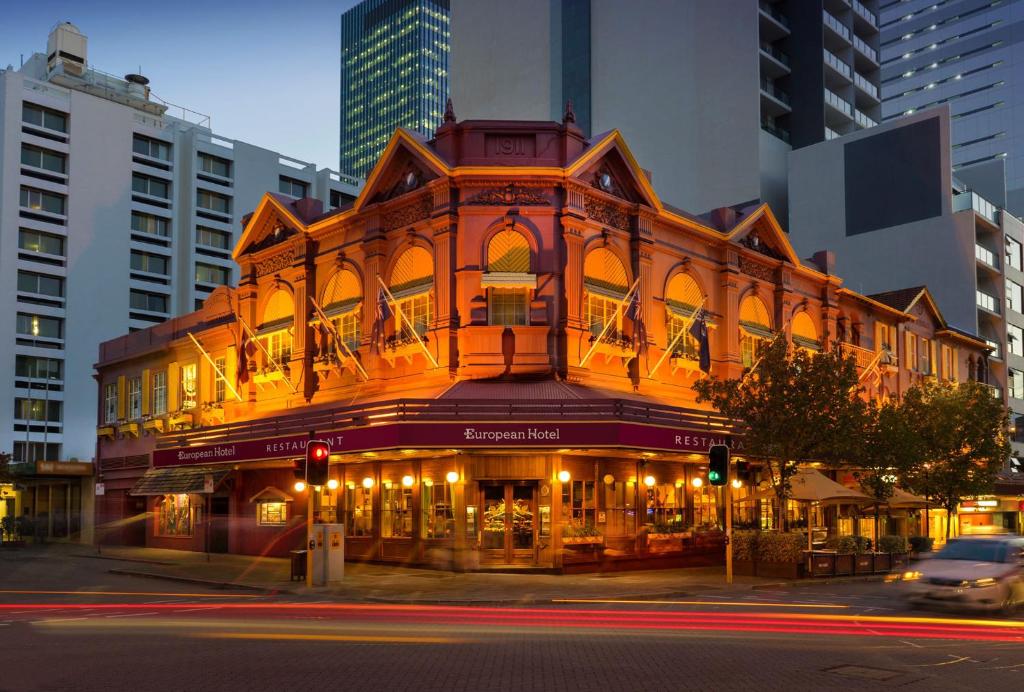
[0,23,361,481]
[339,0,450,177]
[450,0,881,219]
[879,0,1024,216]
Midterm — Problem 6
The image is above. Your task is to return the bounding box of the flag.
[624,288,641,322]
[376,286,393,322]
[236,326,250,386]
[688,310,711,373]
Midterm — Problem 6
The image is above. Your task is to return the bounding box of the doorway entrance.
[209,496,230,553]
[479,482,536,565]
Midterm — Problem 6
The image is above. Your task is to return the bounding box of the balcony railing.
[823,48,852,79]
[985,339,1002,359]
[854,108,877,128]
[977,290,999,313]
[853,35,877,62]
[761,120,791,143]
[852,0,876,27]
[760,42,790,66]
[976,244,999,269]
[954,190,999,225]
[760,77,790,104]
[825,126,841,141]
[759,0,790,28]
[823,10,850,40]
[854,72,878,98]
[825,88,853,116]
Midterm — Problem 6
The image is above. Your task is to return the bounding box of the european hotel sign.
[154,422,740,468]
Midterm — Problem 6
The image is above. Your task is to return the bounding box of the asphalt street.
[1,550,1023,691]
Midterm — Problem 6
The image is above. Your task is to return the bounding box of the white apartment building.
[0,23,361,470]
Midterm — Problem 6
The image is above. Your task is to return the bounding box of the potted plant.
[825,535,859,576]
[877,535,910,571]
[908,535,934,558]
[562,523,603,546]
[732,531,758,576]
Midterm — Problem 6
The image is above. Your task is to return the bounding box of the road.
[1,551,1023,691]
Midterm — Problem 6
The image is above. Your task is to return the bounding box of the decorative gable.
[355,129,449,210]
[566,130,660,210]
[233,196,308,260]
[724,205,801,267]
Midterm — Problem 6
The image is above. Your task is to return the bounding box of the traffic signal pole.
[725,478,733,585]
[306,490,314,589]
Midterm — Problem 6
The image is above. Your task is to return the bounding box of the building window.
[331,314,361,352]
[261,330,292,365]
[585,293,622,339]
[739,296,773,368]
[1008,237,1022,271]
[489,288,528,326]
[196,226,231,250]
[132,173,170,199]
[131,212,169,237]
[644,481,684,531]
[19,186,65,214]
[421,480,454,539]
[127,376,142,419]
[330,189,355,208]
[1010,370,1024,400]
[180,363,198,409]
[17,313,62,339]
[1008,279,1023,314]
[381,482,413,538]
[602,480,636,537]
[214,357,226,403]
[1010,325,1024,357]
[130,251,169,275]
[567,479,597,528]
[198,153,231,178]
[152,370,167,415]
[15,398,62,422]
[20,144,66,173]
[15,356,62,380]
[258,501,287,526]
[104,383,118,423]
[130,290,168,313]
[919,336,933,374]
[396,293,432,339]
[156,494,194,537]
[197,189,231,214]
[22,102,67,133]
[195,262,230,285]
[17,270,64,298]
[278,176,308,198]
[18,228,65,256]
[319,269,362,353]
[344,483,373,537]
[13,442,60,463]
[132,134,171,161]
[388,247,434,343]
[583,248,629,339]
[258,290,293,368]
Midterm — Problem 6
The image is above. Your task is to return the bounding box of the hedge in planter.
[877,535,909,554]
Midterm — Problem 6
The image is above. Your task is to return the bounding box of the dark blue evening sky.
[1,0,360,169]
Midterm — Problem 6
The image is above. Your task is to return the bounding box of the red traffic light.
[306,440,331,486]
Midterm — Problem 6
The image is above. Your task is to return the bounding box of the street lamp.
[326,478,339,491]
[445,471,459,484]
[557,470,571,483]
[692,477,704,488]
[362,477,374,489]
[293,480,306,492]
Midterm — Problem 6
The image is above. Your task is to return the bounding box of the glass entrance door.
[479,483,536,565]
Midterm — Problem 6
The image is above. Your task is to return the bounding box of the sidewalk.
[54,544,881,603]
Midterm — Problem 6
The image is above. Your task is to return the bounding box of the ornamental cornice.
[255,248,295,277]
[584,196,630,231]
[738,255,775,283]
[382,195,432,232]
[464,183,550,206]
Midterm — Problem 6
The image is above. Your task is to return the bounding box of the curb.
[751,574,889,589]
[71,552,175,566]
[107,568,290,594]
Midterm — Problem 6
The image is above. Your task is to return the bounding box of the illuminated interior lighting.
[557,470,571,483]
[362,477,374,489]
[445,471,459,484]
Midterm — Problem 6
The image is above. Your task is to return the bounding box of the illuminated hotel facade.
[93,112,990,570]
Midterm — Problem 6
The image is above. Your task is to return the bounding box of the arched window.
[738,295,772,368]
[583,248,629,338]
[389,246,433,339]
[791,312,820,352]
[665,273,703,360]
[259,289,293,366]
[321,269,362,351]
[483,229,533,326]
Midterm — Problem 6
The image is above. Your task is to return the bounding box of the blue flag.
[376,287,393,322]
[688,310,711,373]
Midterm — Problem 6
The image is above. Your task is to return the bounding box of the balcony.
[824,88,853,117]
[852,0,876,29]
[853,35,877,64]
[854,108,877,129]
[759,42,791,79]
[760,78,791,117]
[983,383,1003,400]
[853,72,879,100]
[823,48,852,81]
[761,119,791,143]
[954,190,999,226]
[985,339,1002,360]
[823,10,850,42]
[459,326,551,377]
[977,290,1000,314]
[825,126,841,141]
[759,0,790,41]
[976,244,1000,271]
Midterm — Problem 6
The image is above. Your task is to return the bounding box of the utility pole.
[725,478,733,585]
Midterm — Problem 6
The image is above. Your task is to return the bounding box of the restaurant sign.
[154,421,741,468]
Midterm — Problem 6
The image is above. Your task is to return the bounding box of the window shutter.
[141,369,151,415]
[116,376,126,420]
[167,362,179,412]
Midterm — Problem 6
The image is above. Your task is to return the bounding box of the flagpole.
[742,325,787,382]
[187,332,243,402]
[579,278,641,368]
[648,296,707,379]
[376,276,439,369]
[236,314,298,394]
[308,296,369,381]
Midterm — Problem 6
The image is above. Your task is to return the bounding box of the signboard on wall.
[153,421,742,468]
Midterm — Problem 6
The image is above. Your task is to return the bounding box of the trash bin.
[289,549,308,581]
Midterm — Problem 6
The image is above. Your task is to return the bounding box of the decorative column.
[718,250,742,377]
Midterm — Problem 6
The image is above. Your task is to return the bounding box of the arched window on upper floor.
[258,289,293,368]
[665,273,703,361]
[482,229,534,326]
[738,295,772,368]
[583,248,629,339]
[791,312,820,352]
[321,269,362,352]
[389,246,433,340]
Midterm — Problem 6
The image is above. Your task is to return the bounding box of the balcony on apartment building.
[758,1,790,42]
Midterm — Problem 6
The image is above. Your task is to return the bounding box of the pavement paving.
[28,542,891,603]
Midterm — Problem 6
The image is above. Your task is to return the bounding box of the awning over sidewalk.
[742,468,873,504]
[129,466,230,496]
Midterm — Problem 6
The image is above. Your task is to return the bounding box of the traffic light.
[306,440,331,486]
[708,444,729,486]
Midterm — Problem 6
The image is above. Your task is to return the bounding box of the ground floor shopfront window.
[156,494,194,537]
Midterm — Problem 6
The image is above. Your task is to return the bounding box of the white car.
[903,535,1024,614]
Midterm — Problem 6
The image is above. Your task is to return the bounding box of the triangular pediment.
[566,130,660,210]
[905,288,946,329]
[233,195,308,260]
[724,204,801,267]
[354,128,450,210]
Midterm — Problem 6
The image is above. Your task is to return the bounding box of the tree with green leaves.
[900,378,1010,539]
[693,337,867,531]
[854,399,922,540]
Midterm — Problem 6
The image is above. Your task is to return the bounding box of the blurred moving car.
[902,535,1024,614]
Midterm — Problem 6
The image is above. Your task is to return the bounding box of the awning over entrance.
[129,466,230,496]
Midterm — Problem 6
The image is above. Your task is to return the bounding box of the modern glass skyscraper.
[879,0,1024,215]
[340,0,450,178]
